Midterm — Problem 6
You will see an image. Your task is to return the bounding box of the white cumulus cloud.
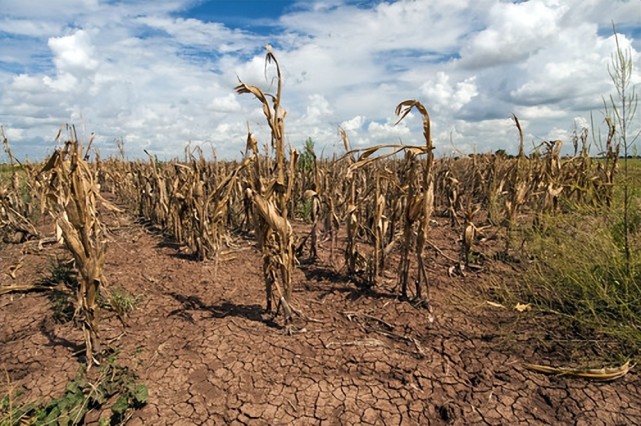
[0,0,639,161]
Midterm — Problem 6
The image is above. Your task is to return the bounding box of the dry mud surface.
[1,209,640,425]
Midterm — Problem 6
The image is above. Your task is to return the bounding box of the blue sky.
[182,0,298,30]
[0,0,640,161]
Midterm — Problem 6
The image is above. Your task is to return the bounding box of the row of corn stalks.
[100,94,618,303]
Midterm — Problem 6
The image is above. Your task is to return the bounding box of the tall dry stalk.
[235,46,297,322]
[340,128,365,277]
[341,101,434,301]
[395,100,434,303]
[503,115,529,254]
[39,127,113,367]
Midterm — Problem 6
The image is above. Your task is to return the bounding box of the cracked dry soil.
[1,210,640,425]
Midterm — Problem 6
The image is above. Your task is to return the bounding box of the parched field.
[2,41,640,425]
[2,204,639,425]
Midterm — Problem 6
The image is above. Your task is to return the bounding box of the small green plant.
[0,357,147,426]
[295,198,313,223]
[295,138,317,223]
[299,137,316,173]
[100,287,140,325]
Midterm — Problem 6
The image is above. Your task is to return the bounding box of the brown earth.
[1,206,639,425]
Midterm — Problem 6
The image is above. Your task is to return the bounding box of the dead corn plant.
[395,100,434,304]
[320,157,342,264]
[503,115,530,255]
[294,139,322,260]
[342,136,399,285]
[340,128,367,277]
[397,150,423,295]
[483,153,509,227]
[595,116,619,206]
[177,150,249,261]
[564,127,593,205]
[461,195,481,268]
[531,139,564,218]
[235,46,298,324]
[300,187,321,259]
[372,170,393,279]
[38,127,116,368]
[438,165,462,226]
[1,129,40,243]
[195,158,249,261]
[342,100,434,304]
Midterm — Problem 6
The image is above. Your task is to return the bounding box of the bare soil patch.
[1,208,639,425]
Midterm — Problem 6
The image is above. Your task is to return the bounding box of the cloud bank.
[0,0,640,160]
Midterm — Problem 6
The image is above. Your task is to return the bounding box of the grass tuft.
[501,206,641,357]
[100,287,140,325]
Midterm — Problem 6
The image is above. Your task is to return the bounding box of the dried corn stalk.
[339,100,435,303]
[1,129,40,243]
[236,46,298,323]
[395,100,434,304]
[39,127,112,368]
[503,115,530,254]
[461,197,481,267]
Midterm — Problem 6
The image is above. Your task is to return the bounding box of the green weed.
[502,207,641,357]
[0,356,147,426]
[101,287,140,325]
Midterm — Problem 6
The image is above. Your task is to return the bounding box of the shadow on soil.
[300,264,400,302]
[39,317,84,355]
[155,239,202,261]
[167,293,281,329]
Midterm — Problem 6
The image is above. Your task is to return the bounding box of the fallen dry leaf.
[5,257,24,279]
[523,360,635,381]
[514,303,532,312]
